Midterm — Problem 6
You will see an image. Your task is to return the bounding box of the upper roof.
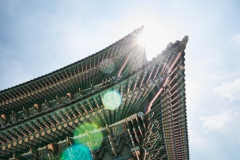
[0,27,146,113]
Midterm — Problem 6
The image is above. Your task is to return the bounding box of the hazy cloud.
[199,110,233,131]
[213,78,240,101]
[189,130,211,148]
[212,71,240,80]
[232,34,240,46]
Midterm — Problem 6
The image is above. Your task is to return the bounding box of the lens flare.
[99,59,115,73]
[138,32,146,46]
[60,144,92,160]
[102,90,122,110]
[74,123,103,150]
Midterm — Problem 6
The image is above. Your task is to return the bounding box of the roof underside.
[0,27,189,160]
[0,27,146,114]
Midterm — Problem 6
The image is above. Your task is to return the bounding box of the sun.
[137,24,162,60]
[136,23,162,60]
[135,22,176,61]
[120,15,181,61]
[138,31,146,46]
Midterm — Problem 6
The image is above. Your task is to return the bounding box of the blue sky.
[0,0,240,159]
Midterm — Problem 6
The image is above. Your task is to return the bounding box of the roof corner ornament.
[30,148,39,158]
[11,110,17,123]
[13,153,21,160]
[56,95,61,105]
[0,114,8,126]
[90,84,95,92]
[66,136,73,146]
[66,93,73,101]
[78,88,83,97]
[44,99,50,109]
[22,107,29,118]
[33,103,41,113]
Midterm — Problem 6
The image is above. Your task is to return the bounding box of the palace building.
[0,27,189,160]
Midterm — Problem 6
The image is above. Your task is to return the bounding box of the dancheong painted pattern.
[0,27,189,160]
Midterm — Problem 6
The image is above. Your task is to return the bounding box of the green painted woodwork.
[0,28,189,160]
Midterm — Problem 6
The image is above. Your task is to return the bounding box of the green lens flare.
[74,123,103,150]
[102,90,122,110]
[60,144,92,160]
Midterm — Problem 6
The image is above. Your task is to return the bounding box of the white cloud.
[186,82,200,100]
[199,110,233,131]
[232,34,240,45]
[212,71,240,80]
[213,78,240,101]
[189,130,211,148]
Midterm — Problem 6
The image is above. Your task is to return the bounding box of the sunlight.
[138,30,146,46]
[136,23,168,60]
[116,14,182,60]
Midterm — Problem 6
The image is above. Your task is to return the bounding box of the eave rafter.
[0,27,189,160]
[0,42,174,158]
[0,42,170,130]
[0,27,146,114]
[2,113,147,159]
